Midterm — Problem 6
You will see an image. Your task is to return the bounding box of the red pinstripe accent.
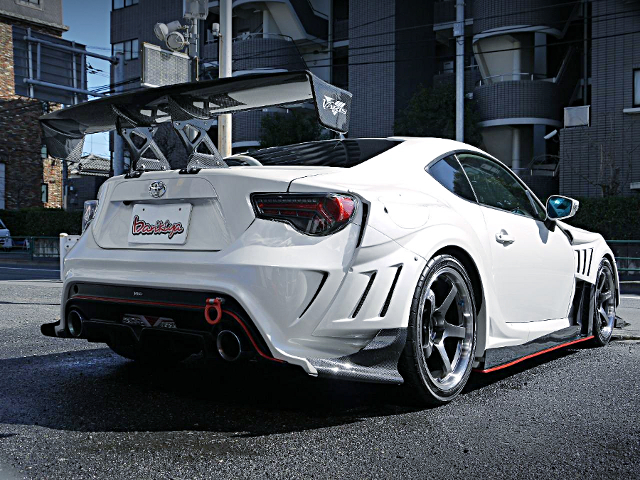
[71,295,204,310]
[475,336,594,373]
[222,310,284,363]
[70,294,284,364]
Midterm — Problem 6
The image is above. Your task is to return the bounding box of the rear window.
[247,139,402,167]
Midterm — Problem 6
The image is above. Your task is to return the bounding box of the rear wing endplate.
[39,70,352,161]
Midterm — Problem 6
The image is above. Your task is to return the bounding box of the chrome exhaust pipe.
[67,309,85,338]
[216,330,242,362]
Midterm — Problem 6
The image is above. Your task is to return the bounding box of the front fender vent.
[575,248,594,276]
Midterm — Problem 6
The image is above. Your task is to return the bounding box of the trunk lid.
[91,166,336,251]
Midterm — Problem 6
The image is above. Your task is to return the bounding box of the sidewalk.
[614,281,640,340]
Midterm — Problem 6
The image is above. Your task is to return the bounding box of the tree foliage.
[395,83,482,147]
[260,110,323,148]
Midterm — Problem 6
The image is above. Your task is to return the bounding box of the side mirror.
[546,195,579,220]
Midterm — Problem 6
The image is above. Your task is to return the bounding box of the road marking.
[620,295,640,299]
[0,266,59,272]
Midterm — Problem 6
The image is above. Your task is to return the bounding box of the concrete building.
[559,0,640,198]
[0,0,68,210]
[110,0,639,199]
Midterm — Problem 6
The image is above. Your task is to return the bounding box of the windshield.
[0,219,6,229]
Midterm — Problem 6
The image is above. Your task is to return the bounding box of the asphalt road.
[0,267,639,479]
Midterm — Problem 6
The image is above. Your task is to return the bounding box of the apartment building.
[111,0,640,198]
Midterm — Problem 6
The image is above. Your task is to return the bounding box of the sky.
[62,0,112,157]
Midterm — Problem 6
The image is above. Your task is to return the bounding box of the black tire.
[399,254,477,406]
[107,342,194,365]
[592,258,617,347]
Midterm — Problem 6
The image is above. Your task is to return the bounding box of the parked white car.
[0,219,12,250]
[39,71,619,405]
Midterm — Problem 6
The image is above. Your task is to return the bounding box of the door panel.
[480,207,574,322]
[456,153,574,323]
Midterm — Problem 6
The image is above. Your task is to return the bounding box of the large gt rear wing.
[39,70,352,170]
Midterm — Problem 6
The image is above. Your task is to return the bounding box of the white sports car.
[40,71,619,405]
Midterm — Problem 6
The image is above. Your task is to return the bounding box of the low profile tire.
[107,342,194,365]
[399,254,477,406]
[592,258,617,347]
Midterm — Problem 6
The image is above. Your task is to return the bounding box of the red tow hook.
[203,297,284,364]
[204,297,224,325]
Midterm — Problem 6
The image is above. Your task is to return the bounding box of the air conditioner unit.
[564,105,590,128]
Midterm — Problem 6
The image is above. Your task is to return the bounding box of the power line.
[220,9,640,72]
[209,0,629,67]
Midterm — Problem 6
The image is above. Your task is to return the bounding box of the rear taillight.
[251,193,358,236]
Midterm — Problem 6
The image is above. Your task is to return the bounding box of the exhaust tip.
[216,330,242,362]
[67,309,84,338]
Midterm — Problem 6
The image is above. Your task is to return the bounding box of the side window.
[457,154,545,220]
[427,155,476,202]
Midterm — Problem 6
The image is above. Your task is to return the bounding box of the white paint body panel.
[59,137,618,372]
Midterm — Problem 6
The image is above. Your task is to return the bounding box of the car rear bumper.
[53,219,425,379]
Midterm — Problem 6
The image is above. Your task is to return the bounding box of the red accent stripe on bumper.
[475,336,594,373]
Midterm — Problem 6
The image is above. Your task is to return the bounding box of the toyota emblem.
[149,181,166,198]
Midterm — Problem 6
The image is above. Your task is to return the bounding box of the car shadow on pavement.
[0,345,588,437]
[0,348,420,437]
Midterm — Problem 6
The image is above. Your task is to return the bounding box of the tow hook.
[204,297,225,325]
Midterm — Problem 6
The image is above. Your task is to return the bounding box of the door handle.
[495,230,515,245]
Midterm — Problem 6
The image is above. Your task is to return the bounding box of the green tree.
[395,83,482,147]
[260,109,323,148]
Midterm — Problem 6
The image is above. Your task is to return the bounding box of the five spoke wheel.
[593,258,616,346]
[400,255,477,405]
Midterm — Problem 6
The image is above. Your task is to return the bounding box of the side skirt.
[477,279,596,373]
[477,327,593,373]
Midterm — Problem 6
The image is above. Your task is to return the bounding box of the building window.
[113,0,138,10]
[113,39,139,60]
[634,69,640,107]
[15,0,42,8]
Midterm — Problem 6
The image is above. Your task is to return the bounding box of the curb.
[612,332,640,341]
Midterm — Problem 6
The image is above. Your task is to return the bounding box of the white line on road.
[0,266,59,272]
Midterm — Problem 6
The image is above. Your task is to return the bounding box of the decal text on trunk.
[131,216,185,239]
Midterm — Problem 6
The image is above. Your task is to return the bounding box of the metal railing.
[476,72,549,87]
[232,32,294,43]
[0,236,60,261]
[607,241,640,274]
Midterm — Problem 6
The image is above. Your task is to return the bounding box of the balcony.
[474,79,563,125]
[472,0,576,35]
[201,33,307,73]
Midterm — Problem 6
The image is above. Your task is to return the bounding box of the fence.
[0,236,60,261]
[607,241,640,275]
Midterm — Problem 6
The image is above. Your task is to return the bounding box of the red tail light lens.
[251,193,358,236]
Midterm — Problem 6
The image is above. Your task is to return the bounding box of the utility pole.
[455,0,464,143]
[188,17,199,81]
[113,52,125,176]
[218,0,232,157]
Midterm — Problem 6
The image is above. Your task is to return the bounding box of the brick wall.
[0,20,63,209]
